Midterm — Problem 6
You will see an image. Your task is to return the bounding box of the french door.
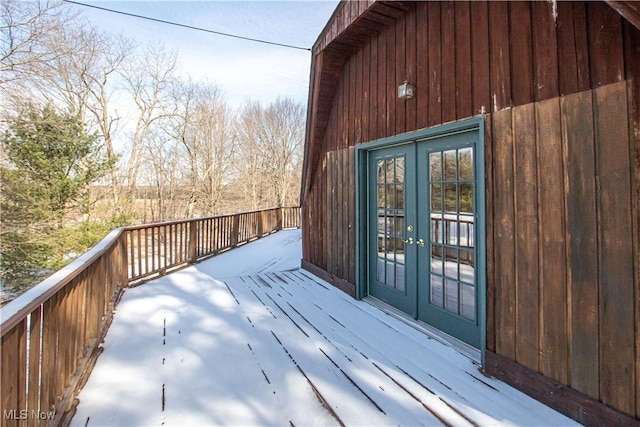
[367,130,482,348]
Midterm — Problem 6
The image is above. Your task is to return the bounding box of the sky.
[62,1,340,108]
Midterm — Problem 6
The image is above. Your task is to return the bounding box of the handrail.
[0,206,301,427]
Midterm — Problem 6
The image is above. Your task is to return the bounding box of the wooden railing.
[0,206,300,427]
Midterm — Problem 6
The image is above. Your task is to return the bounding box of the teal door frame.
[354,117,486,365]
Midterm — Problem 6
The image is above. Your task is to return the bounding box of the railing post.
[231,214,240,247]
[120,231,129,287]
[188,220,198,264]
[257,211,264,237]
[277,207,283,230]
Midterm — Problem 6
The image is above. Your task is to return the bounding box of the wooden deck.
[70,230,579,426]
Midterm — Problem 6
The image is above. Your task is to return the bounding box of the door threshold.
[363,296,482,364]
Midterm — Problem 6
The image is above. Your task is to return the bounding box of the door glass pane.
[377,257,385,281]
[430,275,443,307]
[385,216,394,235]
[444,249,458,278]
[431,214,443,243]
[430,183,442,211]
[444,150,457,180]
[395,216,404,236]
[444,278,459,313]
[459,215,474,248]
[460,250,474,283]
[385,159,395,183]
[377,234,385,254]
[458,147,473,180]
[386,262,396,287]
[395,157,405,183]
[377,160,385,183]
[396,265,405,291]
[377,185,385,208]
[395,185,404,209]
[430,152,442,181]
[460,182,474,213]
[444,183,457,212]
[461,285,476,320]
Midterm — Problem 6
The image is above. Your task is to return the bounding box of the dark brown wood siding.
[487,81,636,418]
[302,1,640,421]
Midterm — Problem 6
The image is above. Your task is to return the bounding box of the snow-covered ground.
[71,230,579,426]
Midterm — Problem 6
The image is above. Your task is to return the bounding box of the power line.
[63,0,311,52]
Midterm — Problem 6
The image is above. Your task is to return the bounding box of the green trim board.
[355,117,486,362]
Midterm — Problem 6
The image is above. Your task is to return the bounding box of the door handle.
[416,238,425,247]
[403,237,414,245]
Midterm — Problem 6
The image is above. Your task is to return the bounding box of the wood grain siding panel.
[377,29,387,138]
[509,2,534,107]
[354,47,363,145]
[470,1,490,115]
[556,2,579,95]
[405,6,417,130]
[588,1,625,87]
[427,1,442,126]
[386,21,396,137]
[536,98,569,385]
[395,14,406,135]
[455,1,472,119]
[573,2,592,92]
[369,34,378,142]
[325,148,356,288]
[623,22,640,418]
[561,90,599,398]
[483,114,496,352]
[532,1,560,101]
[361,42,370,143]
[594,81,635,416]
[489,1,511,112]
[441,1,456,123]
[492,108,516,359]
[415,1,429,129]
[513,103,540,372]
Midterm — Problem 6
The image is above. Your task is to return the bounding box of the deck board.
[71,230,579,427]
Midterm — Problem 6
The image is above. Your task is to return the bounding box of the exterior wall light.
[398,79,415,99]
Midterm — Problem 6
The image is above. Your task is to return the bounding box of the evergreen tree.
[1,104,116,296]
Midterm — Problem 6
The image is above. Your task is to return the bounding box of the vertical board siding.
[561,90,599,398]
[535,98,568,385]
[324,148,356,288]
[509,2,534,106]
[594,82,635,414]
[513,103,539,372]
[486,81,636,416]
[492,108,516,360]
[532,1,560,101]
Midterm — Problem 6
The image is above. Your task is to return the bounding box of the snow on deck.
[71,230,579,427]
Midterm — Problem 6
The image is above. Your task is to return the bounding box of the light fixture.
[397,79,415,99]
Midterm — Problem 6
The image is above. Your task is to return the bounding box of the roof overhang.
[301,1,413,202]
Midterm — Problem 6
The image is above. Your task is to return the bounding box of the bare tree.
[172,81,235,216]
[120,43,178,198]
[0,0,73,79]
[33,23,133,201]
[236,97,303,208]
[142,130,186,222]
[236,101,269,210]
